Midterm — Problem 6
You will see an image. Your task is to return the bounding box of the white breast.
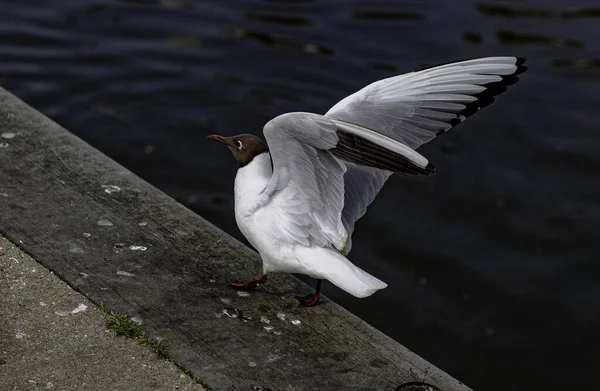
[234,152,273,252]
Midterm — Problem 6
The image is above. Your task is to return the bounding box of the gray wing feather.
[340,164,391,254]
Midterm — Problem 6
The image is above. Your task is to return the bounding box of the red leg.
[295,280,322,307]
[228,274,266,290]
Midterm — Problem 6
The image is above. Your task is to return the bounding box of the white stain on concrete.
[248,362,257,367]
[79,272,89,278]
[0,142,9,148]
[82,232,91,238]
[54,310,69,317]
[129,245,147,251]
[221,309,237,318]
[15,330,25,339]
[69,246,85,254]
[1,132,15,139]
[71,304,88,314]
[97,219,113,227]
[237,291,250,297]
[0,193,8,197]
[117,270,135,277]
[276,313,286,321]
[130,317,143,325]
[138,221,148,226]
[220,298,231,304]
[263,325,274,332]
[220,308,251,322]
[260,316,270,324]
[291,320,301,326]
[101,185,121,194]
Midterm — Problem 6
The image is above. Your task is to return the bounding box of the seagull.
[209,56,526,307]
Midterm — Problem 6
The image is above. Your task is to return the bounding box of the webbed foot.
[295,292,320,307]
[228,274,267,290]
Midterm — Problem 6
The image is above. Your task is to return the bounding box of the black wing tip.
[418,56,527,133]
[425,162,436,174]
[515,65,528,76]
[514,57,528,75]
[449,117,462,127]
[458,57,526,119]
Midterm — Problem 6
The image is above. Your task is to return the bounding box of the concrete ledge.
[0,87,472,391]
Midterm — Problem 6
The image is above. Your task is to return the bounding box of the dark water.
[1,0,599,389]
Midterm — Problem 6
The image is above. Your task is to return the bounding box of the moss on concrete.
[99,304,213,390]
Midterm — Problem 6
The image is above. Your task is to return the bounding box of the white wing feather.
[261,112,348,251]
[326,56,523,150]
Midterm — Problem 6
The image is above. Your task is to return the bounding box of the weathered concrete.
[0,235,205,391]
[0,86,472,391]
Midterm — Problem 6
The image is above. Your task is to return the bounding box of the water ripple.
[477,4,600,19]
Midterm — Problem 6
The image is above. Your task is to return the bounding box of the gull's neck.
[234,152,272,212]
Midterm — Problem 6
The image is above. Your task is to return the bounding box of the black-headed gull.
[209,57,526,307]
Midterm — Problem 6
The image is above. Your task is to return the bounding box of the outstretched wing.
[326,56,526,150]
[326,56,527,249]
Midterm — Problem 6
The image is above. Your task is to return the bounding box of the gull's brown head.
[208,133,268,167]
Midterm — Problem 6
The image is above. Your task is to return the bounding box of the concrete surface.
[0,85,471,391]
[0,235,206,391]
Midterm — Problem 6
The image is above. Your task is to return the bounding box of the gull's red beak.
[207,134,231,147]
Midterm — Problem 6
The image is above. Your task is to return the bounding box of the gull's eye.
[236,140,243,150]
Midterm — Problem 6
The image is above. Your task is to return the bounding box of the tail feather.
[326,261,388,298]
[294,246,387,298]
